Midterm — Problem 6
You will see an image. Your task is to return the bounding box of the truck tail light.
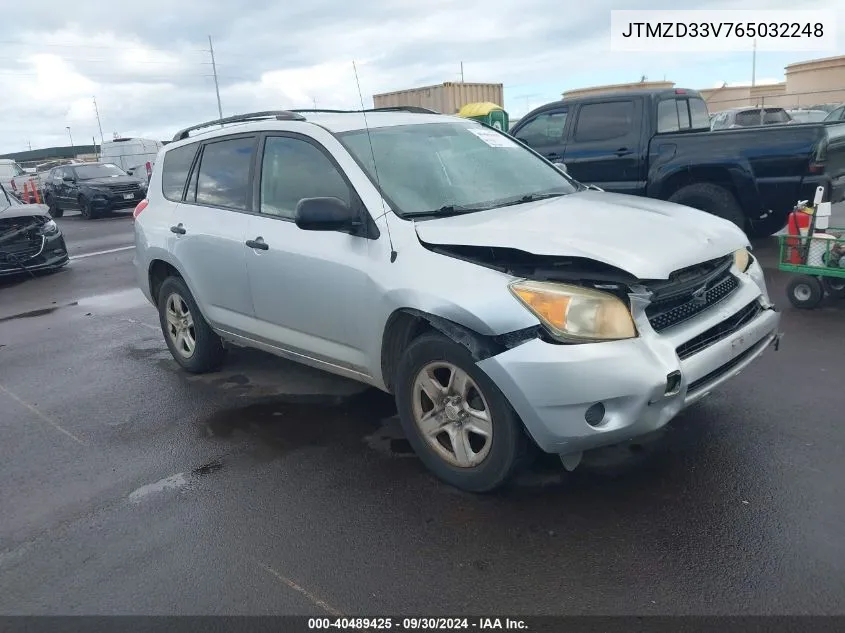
[809,161,825,174]
[10,180,16,191]
[133,198,149,219]
[145,161,152,180]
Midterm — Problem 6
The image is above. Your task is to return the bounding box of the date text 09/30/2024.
[308,618,528,630]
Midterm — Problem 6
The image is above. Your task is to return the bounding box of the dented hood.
[413,190,749,280]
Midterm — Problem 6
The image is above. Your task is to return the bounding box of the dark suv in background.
[43,162,148,219]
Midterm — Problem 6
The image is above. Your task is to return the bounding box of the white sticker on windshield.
[468,128,518,148]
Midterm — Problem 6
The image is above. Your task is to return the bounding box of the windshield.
[337,121,579,218]
[75,163,128,180]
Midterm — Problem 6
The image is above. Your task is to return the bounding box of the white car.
[133,109,781,492]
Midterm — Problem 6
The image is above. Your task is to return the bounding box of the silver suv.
[133,108,781,492]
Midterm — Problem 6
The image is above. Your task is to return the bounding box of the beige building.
[560,54,845,112]
[372,82,504,114]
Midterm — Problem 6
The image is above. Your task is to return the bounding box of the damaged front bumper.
[0,232,69,276]
[476,261,781,455]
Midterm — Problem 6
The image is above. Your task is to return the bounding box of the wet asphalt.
[1,208,844,616]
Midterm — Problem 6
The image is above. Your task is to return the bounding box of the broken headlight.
[39,219,59,235]
[508,280,637,342]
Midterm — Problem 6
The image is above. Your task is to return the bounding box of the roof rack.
[290,106,441,115]
[172,110,306,142]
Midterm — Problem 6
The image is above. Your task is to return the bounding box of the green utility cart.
[457,102,509,131]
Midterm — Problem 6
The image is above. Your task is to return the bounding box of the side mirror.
[295,197,361,232]
[553,162,568,175]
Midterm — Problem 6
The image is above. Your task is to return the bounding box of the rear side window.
[161,143,199,201]
[195,136,255,210]
[763,108,790,124]
[260,136,351,220]
[735,110,768,126]
[574,101,634,142]
[657,98,711,133]
[513,111,568,147]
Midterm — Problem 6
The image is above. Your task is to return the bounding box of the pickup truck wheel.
[668,183,744,228]
[394,333,526,492]
[45,195,63,218]
[157,276,227,373]
[787,275,823,309]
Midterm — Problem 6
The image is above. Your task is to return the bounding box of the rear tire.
[822,277,845,299]
[668,183,745,229]
[787,275,823,309]
[45,194,63,218]
[157,276,226,373]
[393,333,526,492]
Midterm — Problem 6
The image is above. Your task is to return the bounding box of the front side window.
[339,121,578,218]
[260,136,350,220]
[574,101,634,142]
[195,137,255,210]
[513,111,568,147]
[12,163,25,177]
[74,163,128,179]
[162,143,199,202]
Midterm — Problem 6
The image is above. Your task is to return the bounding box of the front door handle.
[245,237,269,251]
[547,152,562,160]
[170,223,186,235]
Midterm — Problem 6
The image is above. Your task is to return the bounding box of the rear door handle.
[170,224,186,235]
[614,148,633,156]
[245,237,269,251]
[547,152,562,160]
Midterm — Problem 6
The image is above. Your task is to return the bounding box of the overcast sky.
[0,0,841,154]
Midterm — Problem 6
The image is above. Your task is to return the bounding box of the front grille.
[676,301,763,360]
[106,184,140,194]
[645,256,738,332]
[0,235,44,269]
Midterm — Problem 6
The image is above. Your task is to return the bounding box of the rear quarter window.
[161,143,200,202]
[574,101,634,142]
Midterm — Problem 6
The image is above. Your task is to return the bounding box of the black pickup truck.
[509,88,845,237]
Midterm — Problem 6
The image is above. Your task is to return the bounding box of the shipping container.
[373,82,504,115]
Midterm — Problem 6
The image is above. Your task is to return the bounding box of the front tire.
[668,183,744,229]
[394,333,526,492]
[79,196,97,219]
[157,276,226,373]
[787,275,823,309]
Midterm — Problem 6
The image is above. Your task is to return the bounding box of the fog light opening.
[584,402,606,427]
[665,371,682,396]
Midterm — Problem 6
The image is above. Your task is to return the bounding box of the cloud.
[0,0,842,153]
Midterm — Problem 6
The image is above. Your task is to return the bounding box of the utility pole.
[460,62,464,82]
[66,127,75,157]
[751,38,757,87]
[208,35,223,121]
[93,96,105,145]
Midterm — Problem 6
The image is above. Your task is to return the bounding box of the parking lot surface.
[1,209,844,615]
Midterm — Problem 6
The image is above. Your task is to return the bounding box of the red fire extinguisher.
[786,203,813,264]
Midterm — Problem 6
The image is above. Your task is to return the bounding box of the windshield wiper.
[404,205,489,219]
[495,192,567,208]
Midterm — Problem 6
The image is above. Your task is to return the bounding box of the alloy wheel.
[165,293,196,358]
[411,361,493,468]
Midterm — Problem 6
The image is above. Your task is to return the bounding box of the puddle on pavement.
[0,302,78,323]
[76,288,148,313]
[201,388,403,457]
